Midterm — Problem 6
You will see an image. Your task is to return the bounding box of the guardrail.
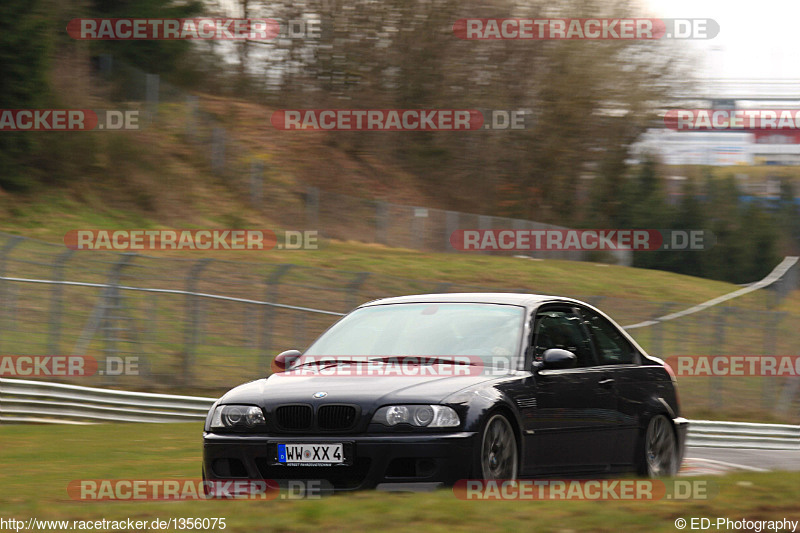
[687,420,800,450]
[1,379,799,451]
[0,378,215,425]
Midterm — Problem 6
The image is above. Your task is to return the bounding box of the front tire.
[638,414,678,477]
[478,413,518,479]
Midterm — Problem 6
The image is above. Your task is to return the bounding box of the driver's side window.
[532,309,595,368]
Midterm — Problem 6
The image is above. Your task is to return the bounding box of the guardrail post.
[183,258,212,386]
[48,249,75,355]
[260,264,293,371]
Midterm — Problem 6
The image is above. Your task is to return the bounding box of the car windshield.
[301,302,525,368]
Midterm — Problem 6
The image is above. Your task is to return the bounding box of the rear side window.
[582,310,636,365]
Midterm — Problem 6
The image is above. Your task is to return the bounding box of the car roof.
[360,293,584,308]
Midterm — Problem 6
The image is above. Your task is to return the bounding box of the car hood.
[218,372,500,406]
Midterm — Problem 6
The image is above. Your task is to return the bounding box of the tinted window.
[582,310,636,365]
[532,309,595,367]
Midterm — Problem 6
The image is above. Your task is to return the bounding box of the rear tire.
[637,414,678,477]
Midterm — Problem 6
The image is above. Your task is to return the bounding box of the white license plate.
[277,443,344,464]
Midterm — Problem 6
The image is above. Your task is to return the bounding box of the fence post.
[774,312,799,416]
[145,73,159,120]
[260,264,294,371]
[412,208,428,251]
[478,215,492,255]
[98,53,113,75]
[101,253,136,386]
[445,211,459,252]
[294,312,306,349]
[183,258,212,386]
[347,272,371,311]
[651,303,673,356]
[376,201,388,245]
[306,187,319,231]
[185,95,198,140]
[250,160,264,209]
[433,282,452,294]
[710,306,727,410]
[211,127,226,175]
[0,236,24,352]
[48,249,75,355]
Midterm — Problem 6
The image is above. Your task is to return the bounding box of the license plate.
[277,443,344,464]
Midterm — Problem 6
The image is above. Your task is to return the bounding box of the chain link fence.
[0,232,798,422]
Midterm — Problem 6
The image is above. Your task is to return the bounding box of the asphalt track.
[683,447,800,475]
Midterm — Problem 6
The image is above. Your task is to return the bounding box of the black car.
[203,293,687,491]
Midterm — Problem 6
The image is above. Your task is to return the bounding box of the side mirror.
[271,349,302,373]
[537,348,577,370]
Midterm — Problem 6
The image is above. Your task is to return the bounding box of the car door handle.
[597,378,615,388]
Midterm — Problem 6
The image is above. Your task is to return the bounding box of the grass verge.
[1,423,799,532]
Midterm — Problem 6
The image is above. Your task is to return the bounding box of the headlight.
[372,405,460,428]
[210,405,266,430]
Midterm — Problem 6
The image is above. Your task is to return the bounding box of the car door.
[516,305,618,475]
[578,306,643,469]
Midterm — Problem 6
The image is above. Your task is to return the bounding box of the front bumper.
[203,431,477,491]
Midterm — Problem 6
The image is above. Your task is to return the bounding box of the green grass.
[1,423,799,532]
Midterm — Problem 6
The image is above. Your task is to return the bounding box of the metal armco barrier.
[687,420,800,450]
[2,379,799,452]
[0,378,215,424]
